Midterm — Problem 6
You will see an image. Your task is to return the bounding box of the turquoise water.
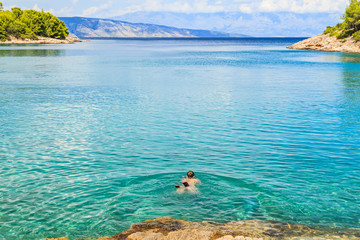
[0,38,360,239]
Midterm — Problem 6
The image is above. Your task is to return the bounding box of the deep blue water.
[0,38,359,239]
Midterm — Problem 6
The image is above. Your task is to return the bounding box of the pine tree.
[0,2,69,41]
[343,0,360,31]
[324,0,360,41]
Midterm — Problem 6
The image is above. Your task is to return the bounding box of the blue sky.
[2,0,351,36]
[4,0,349,17]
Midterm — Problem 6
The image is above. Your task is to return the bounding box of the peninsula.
[0,2,78,44]
[288,0,360,53]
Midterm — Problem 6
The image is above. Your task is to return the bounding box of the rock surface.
[0,36,81,45]
[37,217,360,240]
[287,33,360,53]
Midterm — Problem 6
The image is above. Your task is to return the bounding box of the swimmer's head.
[187,171,195,179]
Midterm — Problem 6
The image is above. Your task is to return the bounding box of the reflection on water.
[0,49,64,57]
[1,39,360,239]
[342,71,360,99]
[340,57,360,140]
[339,52,360,63]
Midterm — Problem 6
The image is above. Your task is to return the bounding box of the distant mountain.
[112,12,343,37]
[60,17,248,38]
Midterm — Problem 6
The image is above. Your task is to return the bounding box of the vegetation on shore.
[0,1,68,41]
[324,0,360,41]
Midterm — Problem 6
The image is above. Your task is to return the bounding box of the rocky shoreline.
[38,217,360,240]
[0,36,81,45]
[287,33,360,53]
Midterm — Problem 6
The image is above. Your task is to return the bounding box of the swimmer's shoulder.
[189,178,200,184]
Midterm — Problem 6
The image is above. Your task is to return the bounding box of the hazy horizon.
[3,0,349,37]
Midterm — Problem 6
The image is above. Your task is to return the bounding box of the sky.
[2,0,351,36]
[3,0,349,18]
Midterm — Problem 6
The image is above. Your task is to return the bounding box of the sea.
[0,38,359,239]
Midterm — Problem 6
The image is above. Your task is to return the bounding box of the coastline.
[0,36,82,45]
[287,33,360,53]
[37,217,360,240]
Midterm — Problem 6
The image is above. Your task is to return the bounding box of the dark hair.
[187,171,195,178]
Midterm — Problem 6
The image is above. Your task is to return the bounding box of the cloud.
[32,4,41,11]
[258,0,348,13]
[112,0,225,15]
[55,7,74,16]
[110,0,348,16]
[239,4,252,13]
[82,2,112,16]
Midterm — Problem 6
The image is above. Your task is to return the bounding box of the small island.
[288,0,360,53]
[0,2,79,44]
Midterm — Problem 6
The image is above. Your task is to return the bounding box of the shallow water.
[0,38,359,239]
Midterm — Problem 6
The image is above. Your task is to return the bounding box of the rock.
[287,33,360,53]
[36,238,69,240]
[127,232,165,240]
[0,36,82,45]
[37,217,360,240]
[217,236,263,240]
[166,229,213,240]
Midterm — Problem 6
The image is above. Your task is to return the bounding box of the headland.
[288,0,360,54]
[287,33,360,53]
[0,36,81,45]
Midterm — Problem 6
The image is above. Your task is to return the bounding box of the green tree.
[11,7,23,19]
[323,0,360,41]
[0,2,69,41]
[343,0,360,31]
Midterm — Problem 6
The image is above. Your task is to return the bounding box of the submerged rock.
[287,33,360,53]
[38,217,360,240]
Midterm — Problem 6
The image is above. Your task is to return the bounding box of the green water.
[0,39,359,239]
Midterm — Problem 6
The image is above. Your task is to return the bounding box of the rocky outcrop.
[38,217,360,240]
[287,33,360,53]
[0,36,81,45]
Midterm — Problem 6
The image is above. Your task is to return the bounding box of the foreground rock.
[38,217,360,240]
[0,36,81,45]
[287,33,360,53]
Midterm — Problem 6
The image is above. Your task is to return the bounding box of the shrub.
[336,29,355,39]
[353,30,360,41]
[324,26,336,35]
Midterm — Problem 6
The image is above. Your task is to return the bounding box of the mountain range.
[60,17,248,38]
[112,11,342,37]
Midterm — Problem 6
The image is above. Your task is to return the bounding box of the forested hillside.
[324,0,360,40]
[0,2,68,41]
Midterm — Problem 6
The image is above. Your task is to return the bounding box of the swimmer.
[175,171,200,192]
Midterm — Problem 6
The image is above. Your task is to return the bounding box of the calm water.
[0,38,360,239]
